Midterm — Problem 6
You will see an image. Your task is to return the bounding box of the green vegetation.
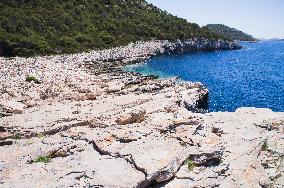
[31,156,51,164]
[186,159,196,171]
[26,76,41,84]
[204,24,257,41]
[36,133,45,138]
[261,139,269,151]
[9,133,21,140]
[0,0,226,57]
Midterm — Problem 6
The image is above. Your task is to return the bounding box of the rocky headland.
[0,39,283,188]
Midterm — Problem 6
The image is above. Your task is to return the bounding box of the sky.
[146,0,284,39]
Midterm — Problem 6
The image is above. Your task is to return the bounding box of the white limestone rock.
[0,100,27,114]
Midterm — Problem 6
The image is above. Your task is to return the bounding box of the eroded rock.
[116,108,146,125]
[0,101,27,114]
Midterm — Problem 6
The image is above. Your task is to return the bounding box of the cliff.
[162,38,241,54]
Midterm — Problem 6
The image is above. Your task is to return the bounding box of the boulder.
[0,101,27,114]
[107,82,125,93]
[178,84,209,112]
[134,78,176,93]
[85,93,97,100]
[116,108,146,125]
[64,93,96,101]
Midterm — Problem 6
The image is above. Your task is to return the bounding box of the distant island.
[267,38,284,41]
[204,24,257,41]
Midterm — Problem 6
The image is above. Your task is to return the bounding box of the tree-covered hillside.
[0,0,226,56]
[204,24,256,42]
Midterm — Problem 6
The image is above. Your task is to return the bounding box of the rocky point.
[0,40,283,188]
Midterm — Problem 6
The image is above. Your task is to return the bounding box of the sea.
[125,40,284,112]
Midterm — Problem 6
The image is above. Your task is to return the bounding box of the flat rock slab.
[0,101,27,114]
[1,106,283,187]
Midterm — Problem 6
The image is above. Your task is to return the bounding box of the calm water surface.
[125,41,284,112]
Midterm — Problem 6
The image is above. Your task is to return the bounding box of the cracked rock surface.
[0,41,283,188]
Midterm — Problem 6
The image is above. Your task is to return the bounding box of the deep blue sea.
[125,41,284,112]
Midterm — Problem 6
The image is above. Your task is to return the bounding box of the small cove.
[125,41,284,112]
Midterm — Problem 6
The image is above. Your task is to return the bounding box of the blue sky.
[146,0,284,39]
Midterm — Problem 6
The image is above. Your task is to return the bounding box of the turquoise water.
[125,41,284,112]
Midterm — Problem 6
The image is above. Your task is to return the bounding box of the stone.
[116,108,146,125]
[22,100,36,108]
[85,93,97,100]
[0,101,27,114]
[107,82,125,93]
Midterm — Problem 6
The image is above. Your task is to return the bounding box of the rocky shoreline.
[0,39,283,188]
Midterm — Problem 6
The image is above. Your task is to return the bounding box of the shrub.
[36,133,45,138]
[26,76,41,84]
[32,156,51,164]
[9,133,21,139]
[186,159,196,171]
[261,139,269,151]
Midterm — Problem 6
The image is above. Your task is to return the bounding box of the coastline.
[0,38,240,115]
[0,39,283,187]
